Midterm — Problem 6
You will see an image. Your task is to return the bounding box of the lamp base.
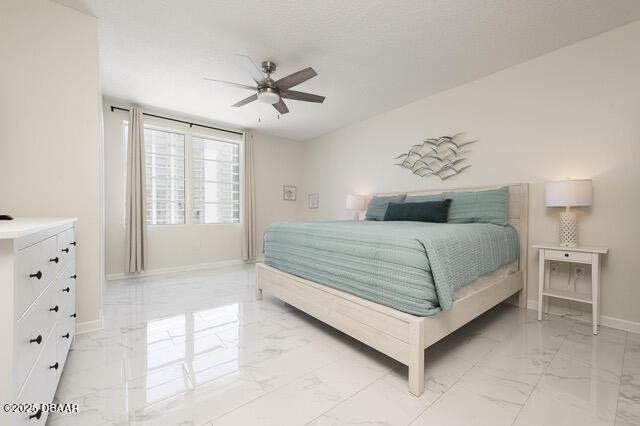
[559,212,578,247]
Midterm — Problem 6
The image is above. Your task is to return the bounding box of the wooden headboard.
[376,183,529,298]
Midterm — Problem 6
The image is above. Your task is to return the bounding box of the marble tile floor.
[48,264,640,426]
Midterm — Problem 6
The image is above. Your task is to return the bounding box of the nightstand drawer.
[545,249,592,263]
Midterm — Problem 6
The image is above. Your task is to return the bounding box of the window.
[124,122,241,225]
[191,137,240,224]
[128,126,186,225]
[144,128,186,225]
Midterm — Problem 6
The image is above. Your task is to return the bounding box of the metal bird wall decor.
[394,134,477,180]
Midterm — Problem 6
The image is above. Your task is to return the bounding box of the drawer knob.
[62,333,70,339]
[50,256,59,263]
[70,274,77,279]
[70,313,77,318]
[29,335,42,345]
[564,253,569,257]
[28,409,42,420]
[29,271,42,280]
[49,362,59,370]
[62,287,70,293]
[70,241,77,246]
[49,305,59,312]
[61,248,69,253]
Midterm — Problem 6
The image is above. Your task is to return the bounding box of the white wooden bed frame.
[255,183,529,396]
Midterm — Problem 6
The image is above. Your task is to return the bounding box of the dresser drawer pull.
[49,257,59,263]
[62,333,70,339]
[29,335,42,345]
[70,274,77,279]
[564,253,569,257]
[49,362,59,370]
[70,313,77,318]
[62,287,70,293]
[61,248,69,253]
[49,305,59,312]
[29,271,43,280]
[28,410,42,420]
[70,241,77,246]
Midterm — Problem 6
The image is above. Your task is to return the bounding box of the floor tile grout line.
[209,344,358,422]
[305,308,526,426]
[409,316,518,426]
[303,365,409,425]
[613,331,630,422]
[508,315,573,426]
[140,330,350,422]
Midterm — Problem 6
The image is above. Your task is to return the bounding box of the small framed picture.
[308,193,319,209]
[283,185,297,201]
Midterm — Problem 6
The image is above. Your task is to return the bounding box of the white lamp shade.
[346,194,366,211]
[545,179,593,207]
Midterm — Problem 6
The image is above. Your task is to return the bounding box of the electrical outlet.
[550,262,560,272]
[574,266,584,278]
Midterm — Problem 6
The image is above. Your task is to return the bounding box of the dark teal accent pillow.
[384,199,452,223]
[444,186,509,225]
[365,194,406,221]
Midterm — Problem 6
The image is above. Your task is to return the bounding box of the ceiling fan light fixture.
[204,57,324,115]
[257,90,280,105]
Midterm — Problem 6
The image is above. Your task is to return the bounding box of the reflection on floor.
[50,264,640,425]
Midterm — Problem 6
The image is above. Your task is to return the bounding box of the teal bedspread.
[263,220,519,316]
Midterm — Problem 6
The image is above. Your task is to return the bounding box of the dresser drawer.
[54,272,75,314]
[55,313,75,377]
[14,243,46,320]
[56,230,71,270]
[14,282,58,394]
[42,236,60,285]
[66,228,76,252]
[16,333,58,426]
[544,249,592,263]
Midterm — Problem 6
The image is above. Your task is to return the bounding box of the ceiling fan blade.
[275,67,317,90]
[238,55,266,84]
[203,78,256,91]
[232,94,258,107]
[272,98,289,114]
[280,89,325,103]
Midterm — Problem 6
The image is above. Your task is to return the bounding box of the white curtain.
[241,132,257,261]
[125,106,147,273]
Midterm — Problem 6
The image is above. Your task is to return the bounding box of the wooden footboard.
[255,263,524,396]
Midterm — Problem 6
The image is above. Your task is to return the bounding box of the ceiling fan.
[204,56,325,115]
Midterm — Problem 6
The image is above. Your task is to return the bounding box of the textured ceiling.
[54,0,640,141]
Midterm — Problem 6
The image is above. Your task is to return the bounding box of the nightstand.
[533,243,608,334]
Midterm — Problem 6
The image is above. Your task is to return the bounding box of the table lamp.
[346,195,366,220]
[545,179,593,247]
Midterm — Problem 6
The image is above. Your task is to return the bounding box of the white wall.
[104,102,303,277]
[300,21,640,325]
[0,0,102,327]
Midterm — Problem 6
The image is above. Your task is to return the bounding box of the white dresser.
[0,219,77,425]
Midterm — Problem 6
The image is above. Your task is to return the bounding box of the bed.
[255,183,528,396]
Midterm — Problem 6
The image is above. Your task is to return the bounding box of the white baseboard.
[526,299,640,334]
[106,258,263,281]
[76,316,103,335]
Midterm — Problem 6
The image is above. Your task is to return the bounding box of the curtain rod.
[110,106,243,136]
